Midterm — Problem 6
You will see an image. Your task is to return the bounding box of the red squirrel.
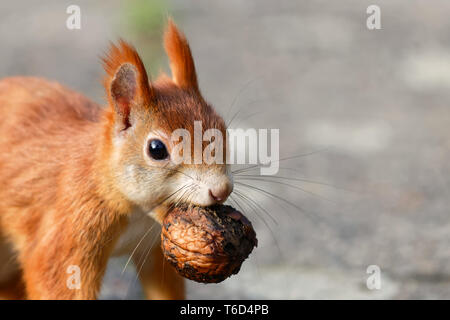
[0,20,233,299]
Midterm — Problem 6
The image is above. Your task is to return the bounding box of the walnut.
[161,204,257,283]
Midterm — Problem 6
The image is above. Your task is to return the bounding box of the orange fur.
[0,21,229,299]
[0,20,231,300]
[0,77,130,299]
[164,19,199,93]
[102,40,154,125]
[0,19,231,300]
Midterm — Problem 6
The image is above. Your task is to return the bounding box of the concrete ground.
[1,0,449,299]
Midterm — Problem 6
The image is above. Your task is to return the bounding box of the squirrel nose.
[209,184,232,204]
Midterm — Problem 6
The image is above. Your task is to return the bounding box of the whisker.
[233,184,292,222]
[233,189,279,225]
[121,183,192,297]
[227,98,269,128]
[228,194,245,215]
[233,173,355,193]
[234,181,318,223]
[125,183,197,296]
[174,184,197,208]
[232,110,265,128]
[226,76,264,126]
[148,184,190,212]
[134,229,161,283]
[234,177,337,204]
[121,223,156,275]
[231,148,331,174]
[229,193,276,234]
[231,191,284,260]
[124,229,161,299]
[185,185,199,205]
[232,191,269,228]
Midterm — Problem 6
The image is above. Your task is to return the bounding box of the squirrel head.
[101,19,232,219]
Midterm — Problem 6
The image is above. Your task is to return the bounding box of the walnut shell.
[161,204,257,283]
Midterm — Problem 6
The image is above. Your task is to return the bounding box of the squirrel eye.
[148,139,169,160]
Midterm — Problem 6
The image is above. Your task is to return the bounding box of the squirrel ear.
[164,19,199,93]
[102,40,153,129]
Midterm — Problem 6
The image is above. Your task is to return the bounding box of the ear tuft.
[102,40,153,128]
[164,19,199,93]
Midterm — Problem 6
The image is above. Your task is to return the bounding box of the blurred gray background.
[1,0,449,299]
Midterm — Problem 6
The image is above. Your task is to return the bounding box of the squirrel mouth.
[148,202,210,224]
[148,202,243,225]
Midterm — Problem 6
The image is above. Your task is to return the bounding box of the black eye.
[148,139,169,160]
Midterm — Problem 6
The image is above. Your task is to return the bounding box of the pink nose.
[209,185,232,203]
